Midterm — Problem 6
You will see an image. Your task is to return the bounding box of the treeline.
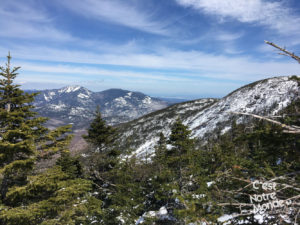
[0,54,299,224]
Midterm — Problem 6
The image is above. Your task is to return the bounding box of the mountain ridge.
[31,86,170,129]
[115,76,300,158]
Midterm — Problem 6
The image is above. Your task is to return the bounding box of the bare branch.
[230,112,300,134]
[265,40,300,64]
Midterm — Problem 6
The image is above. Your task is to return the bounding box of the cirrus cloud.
[176,0,300,35]
[57,0,171,36]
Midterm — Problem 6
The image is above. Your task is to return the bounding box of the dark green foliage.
[198,118,300,224]
[145,114,299,224]
[99,158,149,224]
[0,54,45,200]
[153,132,167,173]
[82,105,121,202]
[0,54,74,201]
[0,54,101,225]
[290,75,300,84]
[0,163,102,225]
[83,106,116,151]
[56,151,83,179]
[144,119,200,224]
[165,118,195,195]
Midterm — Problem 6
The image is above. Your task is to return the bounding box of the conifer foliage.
[83,106,116,151]
[0,53,49,201]
[0,54,103,225]
[83,106,119,182]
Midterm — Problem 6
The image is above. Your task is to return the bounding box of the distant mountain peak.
[32,86,170,129]
[59,85,85,93]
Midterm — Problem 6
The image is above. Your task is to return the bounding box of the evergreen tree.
[153,132,167,173]
[82,106,128,224]
[83,106,116,151]
[100,157,148,224]
[147,119,198,224]
[199,119,300,224]
[0,54,84,224]
[0,53,46,200]
[167,118,195,191]
[83,106,120,186]
[0,54,72,201]
[0,154,102,225]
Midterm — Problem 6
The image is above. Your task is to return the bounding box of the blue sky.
[0,0,300,98]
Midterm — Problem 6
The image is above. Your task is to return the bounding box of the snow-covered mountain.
[32,86,169,129]
[116,76,300,158]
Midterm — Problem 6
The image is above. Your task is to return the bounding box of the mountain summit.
[33,86,169,129]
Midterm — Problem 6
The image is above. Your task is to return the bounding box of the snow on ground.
[120,76,300,158]
[188,77,299,138]
[70,107,86,116]
[142,96,152,104]
[125,92,132,98]
[218,214,235,224]
[129,137,158,158]
[114,97,127,106]
[59,85,81,93]
[78,93,89,99]
[49,103,67,111]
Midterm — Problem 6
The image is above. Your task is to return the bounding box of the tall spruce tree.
[83,106,119,183]
[0,53,48,201]
[146,119,198,224]
[0,54,91,224]
[83,107,149,224]
[83,106,116,151]
[167,118,195,190]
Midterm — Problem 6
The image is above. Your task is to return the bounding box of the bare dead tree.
[265,40,300,64]
[230,112,300,134]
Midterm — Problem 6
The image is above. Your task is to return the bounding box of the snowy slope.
[32,86,169,129]
[116,76,300,158]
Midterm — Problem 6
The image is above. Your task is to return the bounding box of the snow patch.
[125,92,132,98]
[207,181,215,187]
[49,103,66,111]
[158,206,168,216]
[130,139,157,158]
[114,97,127,106]
[44,94,50,101]
[218,214,235,224]
[59,85,81,93]
[43,91,56,101]
[70,107,86,115]
[142,96,152,104]
[78,93,89,99]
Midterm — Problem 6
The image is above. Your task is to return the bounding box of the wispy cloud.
[0,0,73,41]
[19,62,183,82]
[15,61,248,97]
[0,0,49,22]
[2,42,299,84]
[214,31,244,42]
[57,0,170,35]
[176,0,300,35]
